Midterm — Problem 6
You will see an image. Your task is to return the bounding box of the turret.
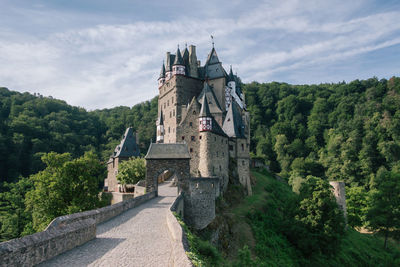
[188,45,199,78]
[158,63,166,88]
[199,94,212,132]
[165,52,172,80]
[156,110,164,143]
[227,65,236,92]
[172,46,185,76]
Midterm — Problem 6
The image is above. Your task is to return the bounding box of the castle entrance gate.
[145,143,191,196]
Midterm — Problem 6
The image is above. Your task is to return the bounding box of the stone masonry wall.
[146,159,190,196]
[184,178,219,229]
[176,101,201,177]
[198,132,229,192]
[159,75,203,143]
[0,192,156,266]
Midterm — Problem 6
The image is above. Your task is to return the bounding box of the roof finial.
[177,44,179,49]
[185,43,187,48]
[211,35,214,48]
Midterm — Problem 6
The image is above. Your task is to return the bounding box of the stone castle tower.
[156,44,252,194]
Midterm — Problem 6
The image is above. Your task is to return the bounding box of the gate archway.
[145,143,191,196]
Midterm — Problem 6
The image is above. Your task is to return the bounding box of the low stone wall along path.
[40,182,179,267]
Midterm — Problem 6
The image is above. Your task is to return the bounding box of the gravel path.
[40,182,179,267]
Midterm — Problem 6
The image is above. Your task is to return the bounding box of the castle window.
[196,183,199,188]
[219,165,221,171]
[193,111,196,115]
[242,160,245,166]
[173,110,175,116]
[182,136,185,140]
[172,97,174,104]
[211,183,214,188]
[189,122,192,127]
[241,144,244,151]
[191,136,195,141]
[170,111,172,118]
[229,145,233,151]
[216,151,218,157]
[222,152,224,156]
[168,127,170,133]
[199,135,202,140]
[190,148,193,152]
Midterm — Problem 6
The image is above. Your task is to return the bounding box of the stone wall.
[0,191,156,266]
[167,194,192,267]
[146,158,190,196]
[329,181,347,223]
[184,178,219,229]
[158,75,203,143]
[176,100,201,177]
[198,132,229,192]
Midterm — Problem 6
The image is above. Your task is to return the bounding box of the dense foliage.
[244,77,400,189]
[245,169,400,266]
[116,157,146,188]
[0,87,158,185]
[0,88,105,184]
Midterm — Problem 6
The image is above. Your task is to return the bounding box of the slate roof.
[199,94,212,117]
[173,47,184,65]
[159,63,165,79]
[112,127,140,158]
[197,82,223,114]
[206,47,220,65]
[222,100,246,138]
[145,143,191,159]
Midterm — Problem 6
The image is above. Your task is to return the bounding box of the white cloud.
[0,0,399,109]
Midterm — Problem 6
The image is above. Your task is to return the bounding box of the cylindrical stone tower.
[329,181,347,224]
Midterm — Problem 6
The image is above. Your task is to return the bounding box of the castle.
[156,44,252,195]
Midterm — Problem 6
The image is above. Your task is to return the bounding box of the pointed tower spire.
[158,62,166,88]
[199,94,212,132]
[173,46,184,65]
[172,46,185,75]
[159,62,166,79]
[228,65,235,81]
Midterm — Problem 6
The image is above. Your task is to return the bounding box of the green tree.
[25,152,105,231]
[116,157,146,191]
[346,186,368,228]
[366,170,400,249]
[293,176,346,256]
[0,177,33,241]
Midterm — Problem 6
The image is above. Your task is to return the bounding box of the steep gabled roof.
[113,127,140,158]
[197,82,223,114]
[206,47,220,65]
[222,100,246,138]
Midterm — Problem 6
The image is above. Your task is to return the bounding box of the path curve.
[40,182,179,267]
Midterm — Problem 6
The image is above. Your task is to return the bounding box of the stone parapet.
[167,193,192,267]
[0,191,156,266]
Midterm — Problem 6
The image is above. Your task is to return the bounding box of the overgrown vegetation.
[116,157,146,191]
[239,169,400,266]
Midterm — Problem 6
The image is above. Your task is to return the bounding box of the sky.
[1,0,400,110]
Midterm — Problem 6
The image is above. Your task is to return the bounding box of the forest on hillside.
[1,77,399,245]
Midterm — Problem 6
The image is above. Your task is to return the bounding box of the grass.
[178,168,400,266]
[245,168,400,267]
